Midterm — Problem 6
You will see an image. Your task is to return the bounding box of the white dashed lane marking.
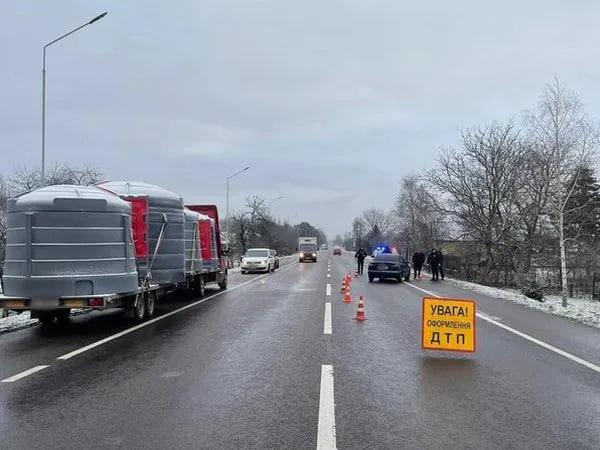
[2,365,50,383]
[324,303,332,335]
[317,365,336,449]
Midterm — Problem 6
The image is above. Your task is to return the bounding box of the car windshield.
[245,250,269,257]
[373,254,401,263]
[300,244,317,252]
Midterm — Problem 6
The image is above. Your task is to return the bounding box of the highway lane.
[0,255,328,449]
[0,257,298,382]
[330,253,600,449]
[1,250,599,449]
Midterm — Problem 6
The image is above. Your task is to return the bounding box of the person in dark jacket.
[438,249,445,280]
[427,248,441,281]
[412,251,425,279]
[355,248,367,275]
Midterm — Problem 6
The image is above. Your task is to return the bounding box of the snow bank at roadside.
[0,308,90,334]
[0,311,38,334]
[445,277,600,329]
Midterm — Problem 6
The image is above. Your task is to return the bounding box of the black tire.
[396,277,403,283]
[145,292,156,318]
[368,276,374,283]
[404,274,410,282]
[38,311,55,326]
[219,275,228,290]
[55,309,71,324]
[198,277,206,297]
[134,295,146,321]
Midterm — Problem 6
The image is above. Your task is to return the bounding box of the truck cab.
[298,237,318,263]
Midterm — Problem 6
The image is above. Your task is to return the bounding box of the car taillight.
[88,297,104,307]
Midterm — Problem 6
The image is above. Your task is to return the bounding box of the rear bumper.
[368,270,404,279]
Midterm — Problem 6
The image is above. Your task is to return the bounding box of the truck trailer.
[0,183,228,325]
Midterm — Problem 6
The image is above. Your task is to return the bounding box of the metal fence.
[434,256,600,300]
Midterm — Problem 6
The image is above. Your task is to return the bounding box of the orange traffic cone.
[354,296,366,321]
[343,287,352,303]
[346,273,353,284]
[340,279,347,293]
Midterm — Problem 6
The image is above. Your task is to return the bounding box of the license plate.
[30,299,59,309]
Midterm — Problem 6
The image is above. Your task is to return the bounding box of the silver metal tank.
[3,185,138,298]
[98,181,185,285]
[184,208,202,274]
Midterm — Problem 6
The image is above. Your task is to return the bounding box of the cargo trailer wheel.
[134,295,146,321]
[38,311,55,326]
[198,277,206,297]
[145,292,156,318]
[55,309,71,324]
[218,275,228,290]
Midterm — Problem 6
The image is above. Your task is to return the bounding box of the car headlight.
[299,252,304,257]
[312,253,316,257]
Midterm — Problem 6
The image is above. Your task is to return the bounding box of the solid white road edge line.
[317,364,337,449]
[405,282,600,374]
[326,283,331,296]
[2,365,50,383]
[57,263,297,361]
[324,303,332,335]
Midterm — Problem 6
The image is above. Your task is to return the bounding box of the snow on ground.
[444,276,600,329]
[0,308,90,334]
[0,311,38,334]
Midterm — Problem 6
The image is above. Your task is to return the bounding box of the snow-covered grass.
[444,276,600,329]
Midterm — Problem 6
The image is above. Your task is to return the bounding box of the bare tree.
[351,217,366,249]
[0,174,8,262]
[8,164,103,195]
[361,207,394,236]
[428,122,526,282]
[395,173,447,253]
[525,78,600,305]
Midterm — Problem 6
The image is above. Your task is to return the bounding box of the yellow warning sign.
[422,297,476,352]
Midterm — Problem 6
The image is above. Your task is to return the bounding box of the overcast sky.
[2,1,600,237]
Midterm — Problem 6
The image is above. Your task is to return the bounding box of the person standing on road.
[438,249,445,281]
[412,251,425,279]
[427,248,441,281]
[355,248,367,275]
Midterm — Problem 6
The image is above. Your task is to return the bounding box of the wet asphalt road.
[1,251,600,449]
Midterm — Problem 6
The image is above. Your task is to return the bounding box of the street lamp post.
[226,165,250,250]
[41,11,108,187]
